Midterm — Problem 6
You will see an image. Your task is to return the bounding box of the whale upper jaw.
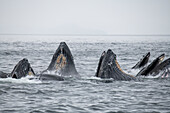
[132,52,150,69]
[143,52,150,64]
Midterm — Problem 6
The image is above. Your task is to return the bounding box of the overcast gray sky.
[0,0,170,35]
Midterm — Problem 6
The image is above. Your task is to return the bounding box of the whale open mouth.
[54,42,74,72]
[44,42,78,76]
[47,42,74,72]
[55,48,67,71]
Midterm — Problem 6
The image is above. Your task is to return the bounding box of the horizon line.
[0,34,170,36]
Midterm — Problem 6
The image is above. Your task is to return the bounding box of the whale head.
[47,42,78,75]
[95,49,117,78]
[10,58,35,79]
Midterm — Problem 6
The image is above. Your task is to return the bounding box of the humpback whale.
[132,52,150,69]
[136,54,165,76]
[0,58,35,79]
[95,49,137,81]
[42,42,78,76]
[149,58,170,76]
[9,58,35,79]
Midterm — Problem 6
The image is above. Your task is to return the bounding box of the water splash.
[0,75,41,84]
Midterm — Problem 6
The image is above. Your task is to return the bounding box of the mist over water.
[0,35,170,113]
[0,35,170,43]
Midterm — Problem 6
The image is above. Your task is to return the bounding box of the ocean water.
[0,35,170,113]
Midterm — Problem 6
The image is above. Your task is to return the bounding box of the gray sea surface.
[0,36,170,113]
